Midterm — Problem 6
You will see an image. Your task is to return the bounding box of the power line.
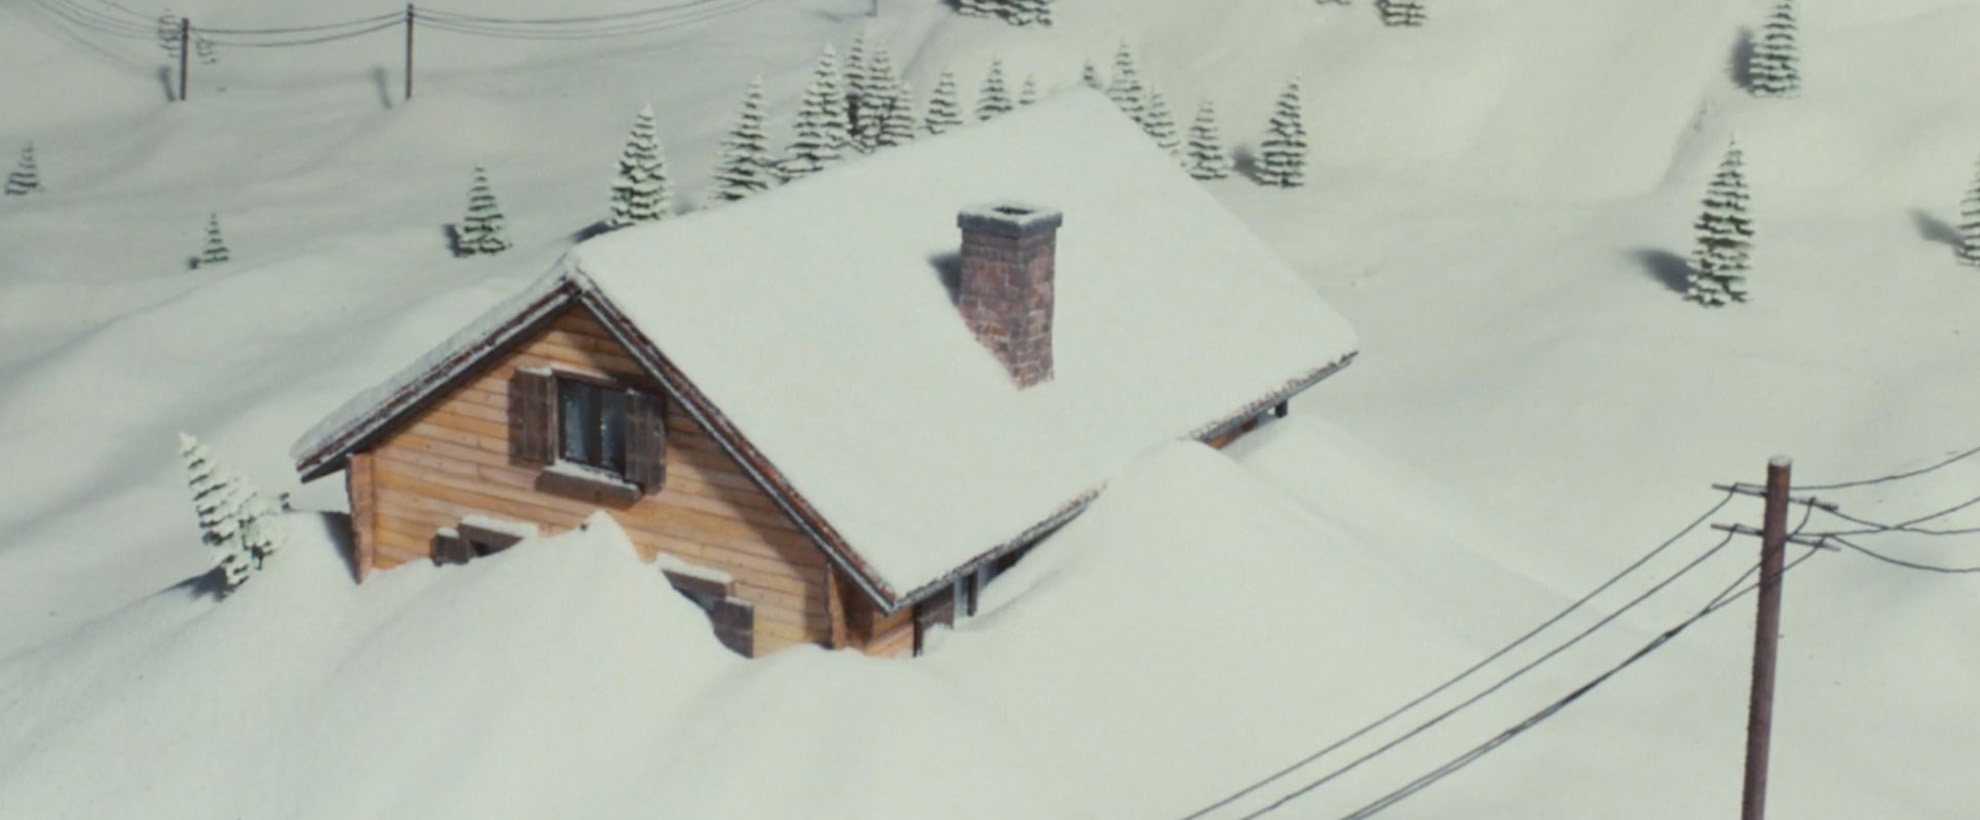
[418,0,733,26]
[31,0,156,40]
[199,21,402,49]
[1175,489,1742,820]
[1811,495,1980,538]
[417,0,774,41]
[1320,547,1824,820]
[196,12,403,37]
[1828,535,1980,574]
[1792,443,1980,491]
[1221,526,1744,820]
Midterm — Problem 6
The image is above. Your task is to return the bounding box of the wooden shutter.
[624,388,667,492]
[509,369,555,465]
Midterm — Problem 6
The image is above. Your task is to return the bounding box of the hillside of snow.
[4,0,1980,817]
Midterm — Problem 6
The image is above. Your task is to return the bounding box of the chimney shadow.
[929,250,963,305]
[1628,248,1694,295]
[570,219,615,244]
[1911,208,1962,249]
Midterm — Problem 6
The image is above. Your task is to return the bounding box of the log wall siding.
[361,306,834,656]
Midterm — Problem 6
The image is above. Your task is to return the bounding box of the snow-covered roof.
[293,89,1357,606]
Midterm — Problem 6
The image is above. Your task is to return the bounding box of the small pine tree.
[877,79,918,149]
[783,48,852,180]
[179,434,254,590]
[977,59,1014,121]
[1749,0,1801,99]
[844,31,871,135]
[1258,77,1309,188]
[856,46,903,153]
[5,143,41,196]
[1080,60,1105,92]
[925,70,965,135]
[236,490,282,568]
[1019,75,1041,107]
[710,78,777,204]
[1108,42,1148,125]
[458,164,511,255]
[1143,90,1181,158]
[1185,100,1233,180]
[1956,157,1980,268]
[1688,138,1756,306]
[1378,0,1427,27]
[200,213,230,266]
[608,104,675,228]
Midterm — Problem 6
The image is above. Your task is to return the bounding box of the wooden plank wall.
[362,306,834,655]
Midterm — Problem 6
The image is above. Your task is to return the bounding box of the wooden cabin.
[289,91,1358,658]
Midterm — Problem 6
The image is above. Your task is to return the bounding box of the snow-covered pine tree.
[1143,90,1181,158]
[925,70,965,135]
[179,434,253,589]
[1081,60,1105,92]
[1019,75,1041,106]
[235,488,282,568]
[200,213,230,266]
[458,164,511,255]
[1185,100,1233,180]
[709,78,777,204]
[1007,0,1054,26]
[1956,157,1980,268]
[1688,138,1756,306]
[1378,0,1427,27]
[877,79,918,149]
[977,59,1014,121]
[1107,42,1148,125]
[1749,0,1801,98]
[1258,77,1310,188]
[5,143,41,196]
[783,48,852,180]
[608,104,675,228]
[856,45,903,153]
[844,31,871,136]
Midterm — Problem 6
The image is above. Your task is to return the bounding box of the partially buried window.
[557,378,629,474]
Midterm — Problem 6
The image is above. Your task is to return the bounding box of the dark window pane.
[599,390,628,473]
[559,380,594,465]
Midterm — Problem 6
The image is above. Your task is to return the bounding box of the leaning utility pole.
[178,17,191,101]
[1742,456,1791,820]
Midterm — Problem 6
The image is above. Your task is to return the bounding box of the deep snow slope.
[3,0,1979,817]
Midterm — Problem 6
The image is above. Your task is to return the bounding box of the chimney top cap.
[958,200,1063,237]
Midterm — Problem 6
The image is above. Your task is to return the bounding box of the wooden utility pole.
[178,18,191,102]
[1741,456,1791,820]
[404,5,416,102]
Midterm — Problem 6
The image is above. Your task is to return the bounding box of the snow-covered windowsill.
[539,460,642,504]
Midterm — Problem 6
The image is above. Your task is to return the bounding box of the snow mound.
[0,512,737,819]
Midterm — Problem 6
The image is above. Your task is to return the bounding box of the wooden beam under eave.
[826,563,849,650]
[348,452,379,582]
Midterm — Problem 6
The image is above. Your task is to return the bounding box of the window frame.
[554,373,631,477]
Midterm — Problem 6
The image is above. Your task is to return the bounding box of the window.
[558,377,630,474]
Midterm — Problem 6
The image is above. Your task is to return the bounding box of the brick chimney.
[957,201,1062,389]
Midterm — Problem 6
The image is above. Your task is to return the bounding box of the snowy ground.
[4,0,1979,817]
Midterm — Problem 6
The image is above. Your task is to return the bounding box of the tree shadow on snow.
[1729,27,1756,92]
[1232,144,1267,185]
[569,220,615,244]
[161,565,233,601]
[1911,209,1962,250]
[1629,248,1693,295]
[158,66,178,103]
[443,223,466,257]
[927,250,963,305]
